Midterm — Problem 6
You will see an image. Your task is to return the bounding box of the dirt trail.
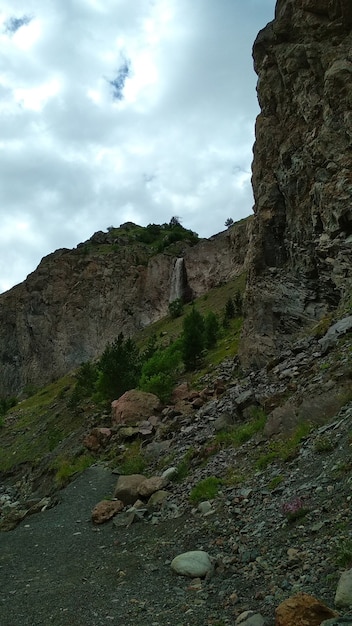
[0,466,214,626]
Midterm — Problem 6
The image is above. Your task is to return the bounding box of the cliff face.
[240,0,352,366]
[0,219,251,396]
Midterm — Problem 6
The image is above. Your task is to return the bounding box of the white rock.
[198,500,213,515]
[236,610,265,626]
[171,550,212,578]
[335,568,352,607]
[161,467,178,482]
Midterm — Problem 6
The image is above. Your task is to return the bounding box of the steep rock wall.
[0,219,251,396]
[240,0,352,367]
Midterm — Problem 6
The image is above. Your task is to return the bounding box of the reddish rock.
[83,433,100,451]
[114,474,146,505]
[192,397,204,409]
[83,427,112,451]
[171,382,190,403]
[275,593,337,626]
[91,499,124,524]
[111,390,160,426]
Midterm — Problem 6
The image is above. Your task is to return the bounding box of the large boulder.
[171,550,212,578]
[113,474,146,505]
[111,390,161,426]
[275,593,337,626]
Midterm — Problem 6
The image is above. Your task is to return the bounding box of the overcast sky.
[0,0,276,293]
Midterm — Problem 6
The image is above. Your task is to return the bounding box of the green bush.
[182,307,205,370]
[139,340,182,402]
[168,298,184,319]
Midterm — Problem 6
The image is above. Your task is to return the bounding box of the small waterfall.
[169,258,185,303]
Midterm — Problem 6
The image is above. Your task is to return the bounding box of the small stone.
[171,550,212,578]
[198,501,213,515]
[161,467,178,482]
[236,610,265,626]
[147,490,169,509]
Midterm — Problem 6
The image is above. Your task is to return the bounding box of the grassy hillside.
[0,273,246,481]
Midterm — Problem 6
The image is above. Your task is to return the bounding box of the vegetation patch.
[53,453,95,488]
[117,441,147,475]
[255,421,312,470]
[189,476,222,503]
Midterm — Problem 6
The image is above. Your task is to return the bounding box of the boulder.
[111,390,160,426]
[335,568,352,608]
[114,474,146,505]
[138,476,166,498]
[83,427,112,451]
[275,593,337,626]
[171,550,212,578]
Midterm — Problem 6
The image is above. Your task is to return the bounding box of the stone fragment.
[275,592,337,626]
[83,427,112,451]
[91,499,124,524]
[111,390,160,425]
[213,412,234,432]
[198,501,213,515]
[319,316,352,353]
[138,476,166,498]
[171,550,212,578]
[161,466,178,482]
[335,568,352,608]
[147,490,169,509]
[171,382,190,403]
[236,610,265,626]
[118,426,139,439]
[114,474,146,505]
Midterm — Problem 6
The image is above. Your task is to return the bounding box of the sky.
[0,0,276,293]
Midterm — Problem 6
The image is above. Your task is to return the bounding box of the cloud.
[0,0,276,293]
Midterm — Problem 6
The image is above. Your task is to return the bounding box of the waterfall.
[169,258,185,303]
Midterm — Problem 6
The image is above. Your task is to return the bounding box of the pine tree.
[182,307,205,370]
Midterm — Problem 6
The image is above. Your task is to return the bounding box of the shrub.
[139,340,182,402]
[189,476,221,503]
[168,298,184,319]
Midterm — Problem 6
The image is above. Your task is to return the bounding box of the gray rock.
[197,501,213,515]
[235,610,265,626]
[161,467,178,481]
[335,568,352,608]
[171,550,212,578]
[319,316,352,353]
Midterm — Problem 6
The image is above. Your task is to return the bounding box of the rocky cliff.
[240,0,352,366]
[0,219,251,396]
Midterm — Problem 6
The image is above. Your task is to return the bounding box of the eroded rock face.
[0,220,251,396]
[240,0,352,367]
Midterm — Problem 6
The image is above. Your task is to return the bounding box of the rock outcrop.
[0,219,251,396]
[240,0,352,367]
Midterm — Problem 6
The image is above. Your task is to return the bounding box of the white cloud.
[0,0,276,293]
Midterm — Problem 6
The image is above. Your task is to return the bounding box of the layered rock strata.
[240,0,352,366]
